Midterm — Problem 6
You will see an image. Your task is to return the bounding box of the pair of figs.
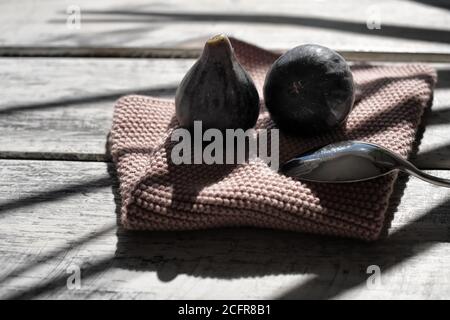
[175,34,355,134]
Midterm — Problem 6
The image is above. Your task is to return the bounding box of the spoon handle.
[401,161,450,187]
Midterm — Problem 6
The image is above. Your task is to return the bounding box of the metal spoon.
[280,140,450,187]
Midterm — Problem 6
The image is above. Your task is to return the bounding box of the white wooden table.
[1,0,450,299]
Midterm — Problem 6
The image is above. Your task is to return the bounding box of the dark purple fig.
[263,44,355,135]
[175,34,260,131]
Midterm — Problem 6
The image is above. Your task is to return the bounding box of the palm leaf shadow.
[48,9,450,45]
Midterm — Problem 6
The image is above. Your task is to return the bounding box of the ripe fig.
[263,44,355,135]
[175,34,260,131]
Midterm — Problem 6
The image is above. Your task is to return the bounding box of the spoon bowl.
[280,141,450,187]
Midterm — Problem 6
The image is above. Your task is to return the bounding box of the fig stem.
[206,34,229,46]
[202,34,233,61]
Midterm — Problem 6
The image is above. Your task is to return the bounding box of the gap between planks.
[0,152,445,170]
[1,47,450,62]
[0,151,110,162]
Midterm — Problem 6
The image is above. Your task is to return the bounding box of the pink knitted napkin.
[109,38,436,241]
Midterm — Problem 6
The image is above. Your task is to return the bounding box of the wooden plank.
[1,58,450,168]
[0,57,195,161]
[0,0,449,54]
[0,159,450,299]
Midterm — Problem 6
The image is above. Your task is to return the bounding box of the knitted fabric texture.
[109,38,436,241]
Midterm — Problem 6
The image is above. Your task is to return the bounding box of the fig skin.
[263,44,355,135]
[175,34,260,131]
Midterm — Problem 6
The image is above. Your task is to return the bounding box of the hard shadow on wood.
[7,189,449,300]
[42,25,161,46]
[0,86,177,115]
[410,0,450,10]
[114,171,449,300]
[436,68,450,88]
[411,142,450,169]
[0,163,119,299]
[0,223,116,293]
[422,106,450,126]
[48,10,450,44]
[5,255,115,300]
[276,197,450,299]
[0,176,112,214]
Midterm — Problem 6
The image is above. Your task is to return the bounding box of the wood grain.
[0,57,194,160]
[0,159,449,299]
[1,58,450,168]
[0,0,449,54]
